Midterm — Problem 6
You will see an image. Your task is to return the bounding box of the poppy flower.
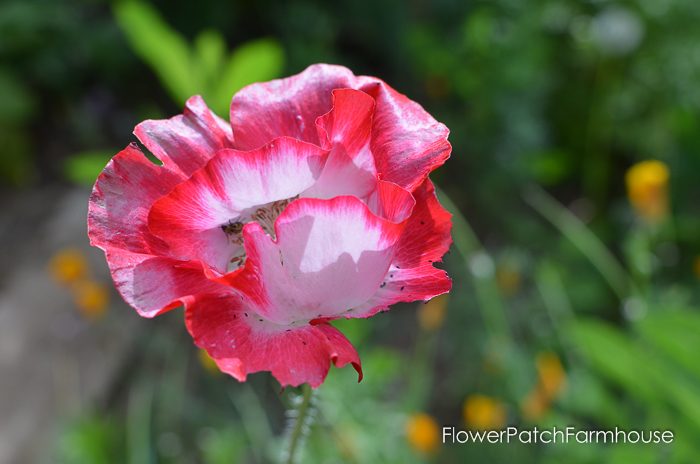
[89,64,452,387]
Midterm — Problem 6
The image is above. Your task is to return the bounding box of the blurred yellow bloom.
[496,265,522,296]
[694,256,700,280]
[625,160,669,223]
[418,294,448,331]
[520,352,566,421]
[198,349,220,374]
[73,279,109,319]
[463,394,506,430]
[521,388,548,421]
[536,352,566,398]
[405,413,440,454]
[49,248,88,285]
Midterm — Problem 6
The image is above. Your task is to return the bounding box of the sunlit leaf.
[210,38,284,116]
[63,151,112,186]
[568,320,659,403]
[194,29,226,90]
[114,0,197,104]
[635,309,700,381]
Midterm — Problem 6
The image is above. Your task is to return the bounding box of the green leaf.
[567,320,660,404]
[114,0,197,104]
[210,38,284,116]
[570,318,700,433]
[63,151,113,186]
[523,149,572,185]
[56,414,123,464]
[635,309,700,381]
[194,30,226,89]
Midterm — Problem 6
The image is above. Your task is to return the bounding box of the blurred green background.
[2,0,700,462]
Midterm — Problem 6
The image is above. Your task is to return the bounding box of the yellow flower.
[536,352,566,399]
[463,394,506,430]
[418,294,448,331]
[48,248,88,285]
[520,352,567,421]
[625,160,670,223]
[521,388,549,421]
[198,349,220,374]
[73,279,109,319]
[405,413,440,454]
[694,256,700,280]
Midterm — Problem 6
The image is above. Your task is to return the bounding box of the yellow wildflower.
[536,352,566,398]
[693,256,700,280]
[73,279,109,319]
[463,394,506,430]
[521,352,567,420]
[405,413,440,454]
[198,349,220,374]
[625,160,670,223]
[418,294,448,331]
[48,248,88,285]
[521,388,551,421]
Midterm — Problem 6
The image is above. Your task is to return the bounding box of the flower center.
[220,197,297,272]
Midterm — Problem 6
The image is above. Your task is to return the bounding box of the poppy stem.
[283,383,315,464]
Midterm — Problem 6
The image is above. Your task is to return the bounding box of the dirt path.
[0,188,140,462]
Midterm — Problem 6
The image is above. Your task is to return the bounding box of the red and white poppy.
[89,64,452,387]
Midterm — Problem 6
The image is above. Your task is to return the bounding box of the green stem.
[436,187,512,344]
[283,384,314,464]
[523,184,633,300]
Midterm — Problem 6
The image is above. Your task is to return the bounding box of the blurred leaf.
[607,444,658,464]
[568,320,660,404]
[332,318,371,345]
[55,415,122,464]
[559,367,630,428]
[114,0,197,104]
[194,30,226,89]
[63,151,112,186]
[199,426,246,464]
[523,150,572,185]
[209,38,284,116]
[571,318,700,433]
[635,309,700,381]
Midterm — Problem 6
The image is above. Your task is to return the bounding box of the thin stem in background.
[535,260,578,366]
[227,384,273,464]
[523,184,633,301]
[436,187,513,345]
[282,383,315,464]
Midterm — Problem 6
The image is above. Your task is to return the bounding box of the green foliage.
[114,0,283,116]
[55,415,123,464]
[63,151,113,186]
[114,0,196,106]
[198,426,246,464]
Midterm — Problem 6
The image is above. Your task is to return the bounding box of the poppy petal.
[347,179,452,317]
[224,195,410,323]
[148,137,328,273]
[135,95,233,177]
[186,293,362,388]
